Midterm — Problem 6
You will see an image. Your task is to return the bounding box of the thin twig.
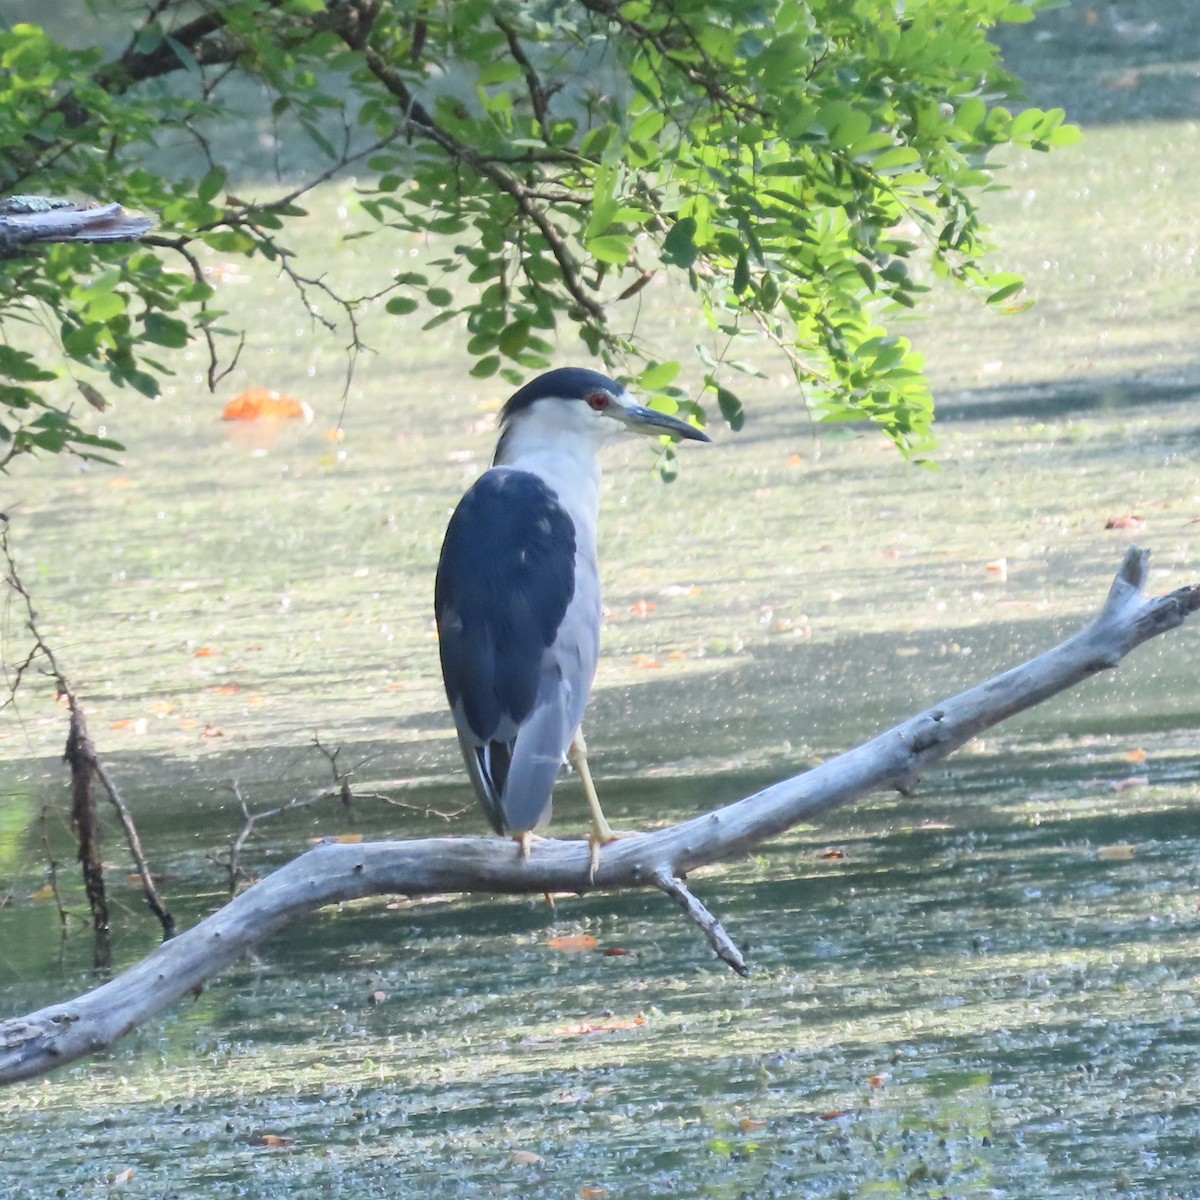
[651,866,749,977]
[0,517,173,941]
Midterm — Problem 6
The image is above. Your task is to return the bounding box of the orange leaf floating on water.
[222,388,313,423]
[253,1134,296,1149]
[985,557,1009,581]
[509,1150,544,1166]
[1123,748,1147,764]
[630,599,656,617]
[211,684,242,695]
[740,1118,768,1133]
[579,1188,609,1199]
[819,1109,852,1121]
[868,1072,891,1088]
[109,717,148,735]
[548,933,598,953]
[556,1014,647,1036]
[787,452,803,468]
[110,1168,136,1184]
[634,655,663,670]
[1105,514,1146,531]
[193,647,217,658]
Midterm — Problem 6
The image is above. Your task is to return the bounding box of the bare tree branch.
[0,518,174,945]
[0,548,1196,1085]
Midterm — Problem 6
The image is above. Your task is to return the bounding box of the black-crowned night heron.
[435,367,710,868]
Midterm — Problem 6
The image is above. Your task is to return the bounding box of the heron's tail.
[497,677,569,835]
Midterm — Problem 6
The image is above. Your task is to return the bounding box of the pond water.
[4,6,1200,1197]
[2,748,1198,1198]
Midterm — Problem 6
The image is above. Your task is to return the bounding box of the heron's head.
[495,367,710,463]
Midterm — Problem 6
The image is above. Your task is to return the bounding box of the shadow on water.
[993,0,1200,125]
[935,370,1200,427]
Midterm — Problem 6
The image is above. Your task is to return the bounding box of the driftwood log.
[1,548,1196,1087]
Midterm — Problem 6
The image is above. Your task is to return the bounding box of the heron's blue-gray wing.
[435,467,576,833]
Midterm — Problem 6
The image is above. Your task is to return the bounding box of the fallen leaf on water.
[193,647,217,658]
[109,717,148,735]
[868,1072,891,1088]
[985,558,1008,580]
[556,1014,647,1036]
[634,655,663,670]
[1105,514,1146,531]
[1106,67,1142,92]
[579,1187,608,1199]
[819,1109,852,1121]
[630,599,656,617]
[211,684,242,695]
[1097,844,1135,861]
[306,833,364,845]
[1123,748,1147,764]
[787,452,803,467]
[110,1168,136,1184]
[222,388,313,423]
[547,933,598,953]
[253,1134,296,1149]
[740,1118,768,1133]
[1111,775,1149,792]
[509,1150,543,1166]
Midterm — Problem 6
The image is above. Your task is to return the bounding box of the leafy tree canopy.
[0,0,1077,469]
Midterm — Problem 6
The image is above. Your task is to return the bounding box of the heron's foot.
[513,831,547,862]
[587,822,636,882]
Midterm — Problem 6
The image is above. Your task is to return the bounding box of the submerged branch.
[0,548,1196,1085]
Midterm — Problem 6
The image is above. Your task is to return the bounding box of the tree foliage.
[0,0,1078,468]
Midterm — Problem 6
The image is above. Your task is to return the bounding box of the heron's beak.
[621,403,712,443]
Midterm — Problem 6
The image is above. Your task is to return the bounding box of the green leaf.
[716,387,744,432]
[587,235,631,265]
[143,312,189,348]
[662,217,699,268]
[469,355,501,379]
[638,361,681,391]
[197,166,227,204]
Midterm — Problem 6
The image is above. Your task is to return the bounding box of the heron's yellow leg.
[569,728,631,879]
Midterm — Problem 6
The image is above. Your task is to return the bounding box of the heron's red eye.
[586,392,610,411]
